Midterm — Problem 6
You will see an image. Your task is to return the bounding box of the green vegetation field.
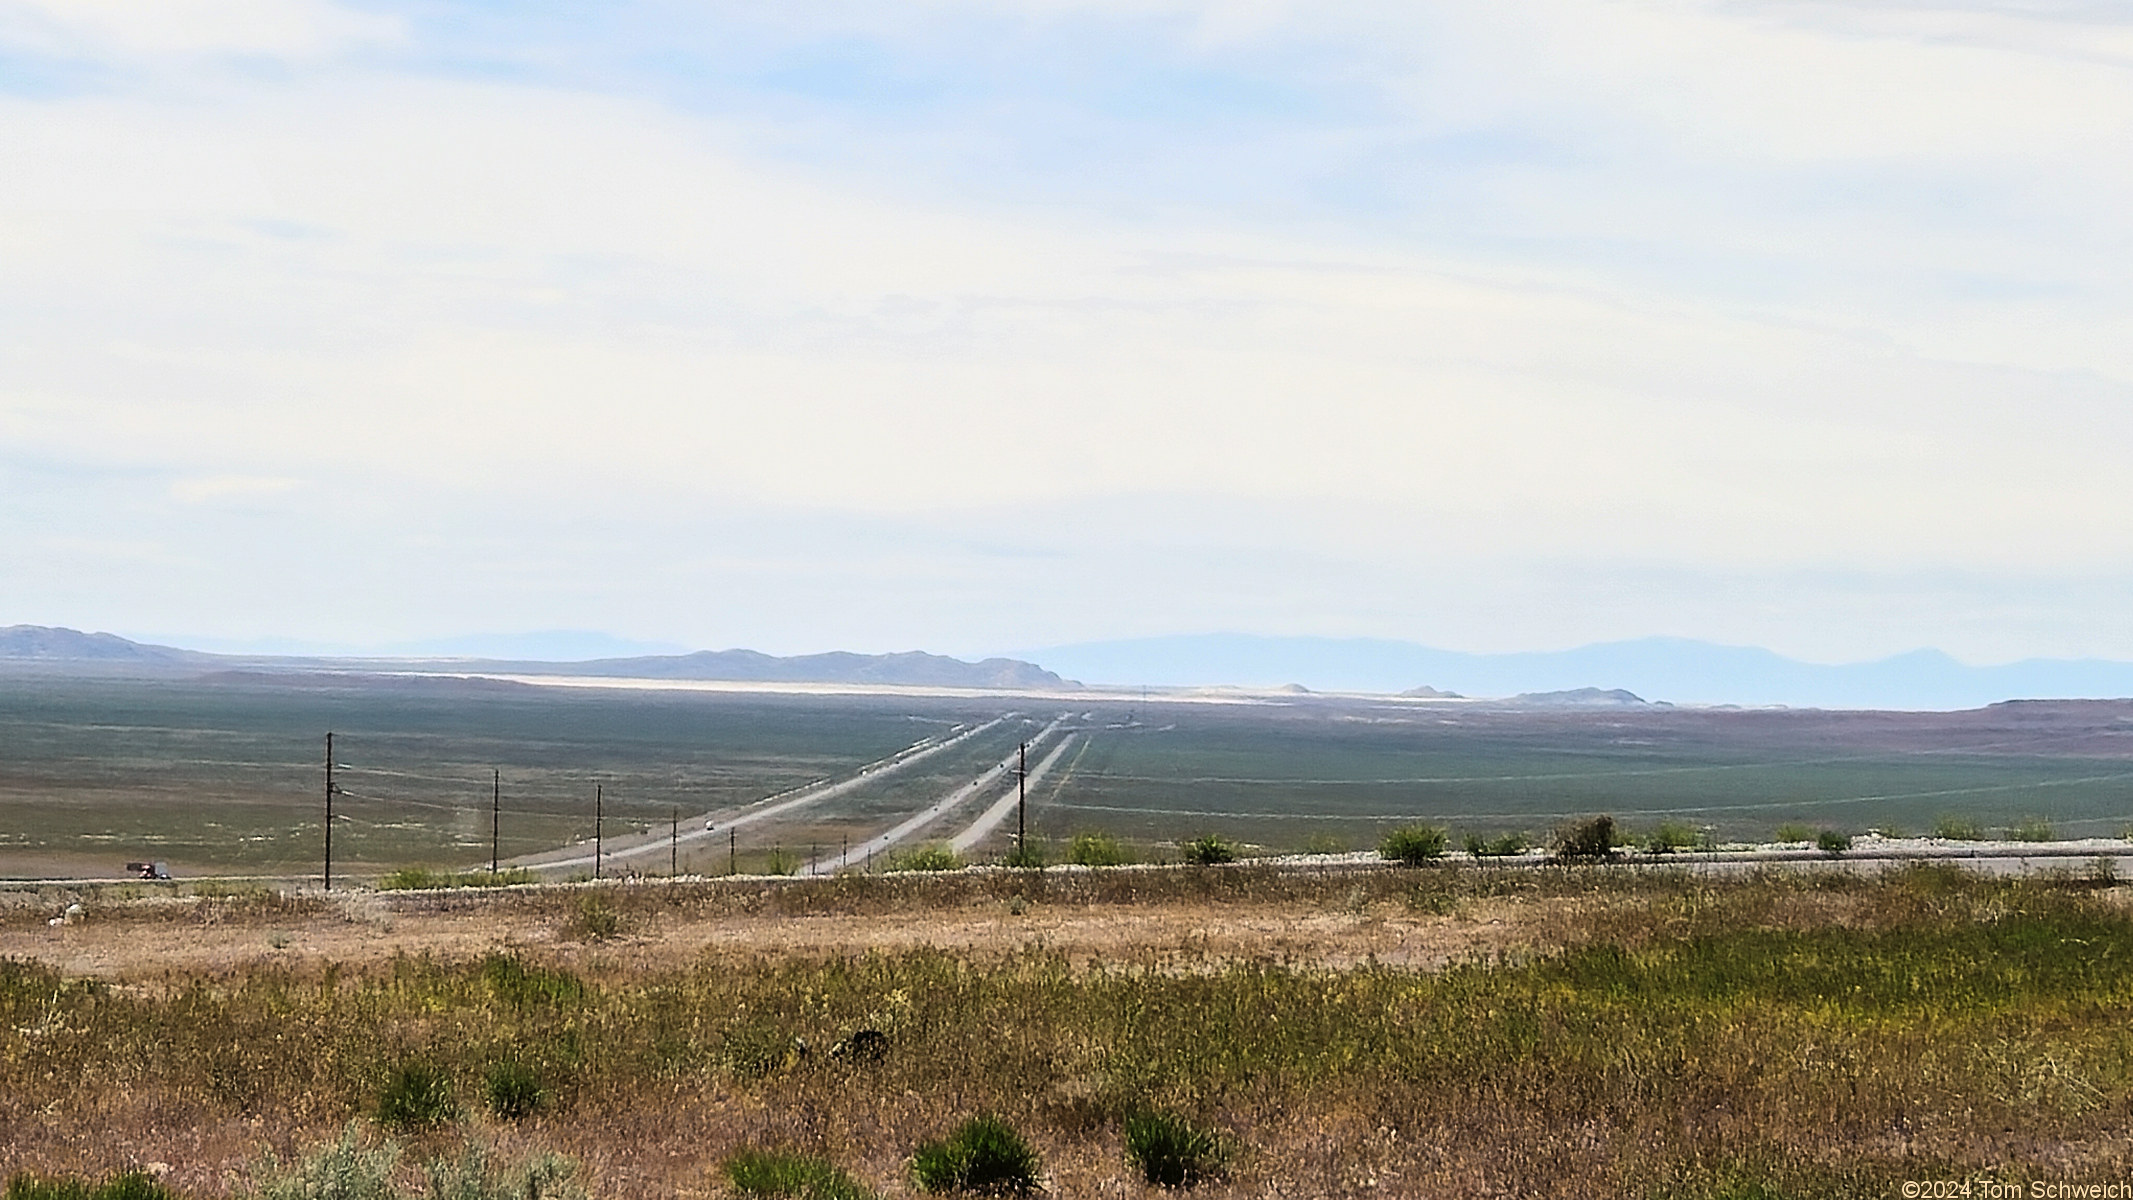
[5,866,2133,1198]
[3,670,2131,879]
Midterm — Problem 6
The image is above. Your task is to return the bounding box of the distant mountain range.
[1020,634,2133,711]
[0,626,1067,692]
[16,624,2133,709]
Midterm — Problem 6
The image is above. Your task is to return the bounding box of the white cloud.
[0,0,400,60]
[2,2,2132,659]
[169,474,301,503]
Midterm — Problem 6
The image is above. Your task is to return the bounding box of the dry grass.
[2,865,2132,1198]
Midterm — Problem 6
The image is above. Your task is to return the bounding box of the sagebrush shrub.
[245,1123,400,1200]
[1123,1110,1228,1189]
[911,1115,1041,1195]
[1816,830,1852,856]
[423,1145,586,1200]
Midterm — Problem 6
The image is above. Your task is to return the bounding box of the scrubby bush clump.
[724,1149,878,1200]
[887,846,958,873]
[1464,831,1529,858]
[1122,1111,1228,1189]
[911,1115,1042,1195]
[1378,825,1447,865]
[1644,821,1701,854]
[1069,831,1130,866]
[1817,829,1852,856]
[1180,835,1237,866]
[244,1125,585,1200]
[1553,814,1619,863]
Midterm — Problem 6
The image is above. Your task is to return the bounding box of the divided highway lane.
[814,713,1072,872]
[948,732,1079,854]
[519,716,1013,873]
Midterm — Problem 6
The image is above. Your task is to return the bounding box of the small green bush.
[1378,825,1447,865]
[1001,839,1047,870]
[725,1149,877,1200]
[377,1060,458,1132]
[483,1060,544,1121]
[1300,832,1346,855]
[1069,831,1130,867]
[1935,816,1985,841]
[1122,1110,1228,1189]
[1465,831,1528,857]
[1180,835,1237,866]
[1773,822,1814,844]
[1553,815,1618,863]
[764,848,800,876]
[2008,817,2056,843]
[1645,821,1700,854]
[1816,830,1852,856]
[5,1173,175,1200]
[887,846,958,873]
[911,1115,1042,1195]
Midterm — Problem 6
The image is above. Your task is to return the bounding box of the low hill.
[0,625,199,663]
[0,626,1071,691]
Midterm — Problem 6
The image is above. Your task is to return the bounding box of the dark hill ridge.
[0,625,200,662]
[0,625,1071,691]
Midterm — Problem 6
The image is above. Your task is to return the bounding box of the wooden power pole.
[324,732,336,891]
[491,768,501,875]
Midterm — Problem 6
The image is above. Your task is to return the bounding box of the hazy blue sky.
[4,1,2130,664]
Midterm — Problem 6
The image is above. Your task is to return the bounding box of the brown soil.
[0,887,1551,980]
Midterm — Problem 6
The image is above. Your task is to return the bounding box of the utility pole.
[670,809,678,876]
[594,783,603,879]
[1017,740,1028,856]
[729,827,736,876]
[491,769,501,875]
[324,732,338,891]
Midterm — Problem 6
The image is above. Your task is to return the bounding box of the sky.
[3,0,2132,665]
